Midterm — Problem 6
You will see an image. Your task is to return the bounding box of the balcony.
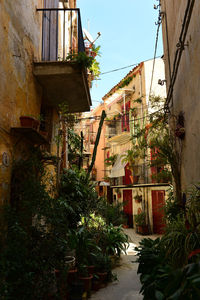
[106,117,131,144]
[33,8,91,112]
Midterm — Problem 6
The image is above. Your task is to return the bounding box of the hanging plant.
[175,112,185,139]
[134,194,142,203]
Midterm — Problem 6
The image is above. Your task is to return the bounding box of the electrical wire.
[76,107,164,124]
[95,56,162,77]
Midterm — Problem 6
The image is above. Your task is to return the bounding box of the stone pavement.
[90,229,160,300]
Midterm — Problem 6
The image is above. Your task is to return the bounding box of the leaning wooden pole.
[87,110,106,179]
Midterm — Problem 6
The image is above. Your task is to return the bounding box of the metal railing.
[37,8,85,61]
[106,119,130,138]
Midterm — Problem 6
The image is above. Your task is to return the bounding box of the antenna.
[83,29,101,48]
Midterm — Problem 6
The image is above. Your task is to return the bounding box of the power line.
[98,56,162,76]
[77,107,164,124]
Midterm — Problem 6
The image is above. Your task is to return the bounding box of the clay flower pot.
[79,274,93,292]
[97,271,107,283]
[175,124,185,139]
[67,267,78,284]
[92,278,101,291]
[20,116,39,131]
[87,265,95,275]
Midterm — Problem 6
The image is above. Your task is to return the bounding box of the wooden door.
[42,0,59,61]
[152,190,165,234]
[123,189,133,227]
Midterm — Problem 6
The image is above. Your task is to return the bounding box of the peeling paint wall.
[0,0,43,203]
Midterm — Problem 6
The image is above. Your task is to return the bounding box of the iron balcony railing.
[106,121,130,139]
[37,8,85,61]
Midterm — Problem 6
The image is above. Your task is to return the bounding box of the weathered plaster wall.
[161,0,200,189]
[0,0,43,203]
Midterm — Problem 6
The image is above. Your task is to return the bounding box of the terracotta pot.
[79,274,93,292]
[39,130,48,138]
[175,124,185,139]
[97,271,107,283]
[87,265,95,275]
[122,224,129,229]
[92,279,101,291]
[137,225,149,235]
[67,268,77,284]
[20,116,39,130]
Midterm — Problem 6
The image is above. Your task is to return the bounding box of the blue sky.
[77,0,163,108]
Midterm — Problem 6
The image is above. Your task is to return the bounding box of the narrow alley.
[1,1,200,299]
[90,230,158,300]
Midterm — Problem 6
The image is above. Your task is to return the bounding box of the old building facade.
[0,0,91,203]
[102,58,169,233]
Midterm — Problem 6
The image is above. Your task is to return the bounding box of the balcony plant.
[104,154,117,167]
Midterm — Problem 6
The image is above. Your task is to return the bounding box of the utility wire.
[98,56,162,76]
[77,107,164,124]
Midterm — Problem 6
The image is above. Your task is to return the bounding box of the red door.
[152,190,166,234]
[123,190,133,228]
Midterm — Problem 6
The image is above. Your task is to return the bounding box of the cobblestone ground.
[90,229,160,300]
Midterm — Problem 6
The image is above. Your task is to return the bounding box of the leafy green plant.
[59,167,100,228]
[104,154,118,166]
[66,51,94,68]
[98,200,126,226]
[121,148,140,172]
[136,238,200,299]
[97,224,129,256]
[134,212,146,226]
[68,227,101,266]
[95,253,111,273]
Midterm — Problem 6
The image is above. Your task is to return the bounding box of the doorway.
[152,190,166,234]
[123,189,133,228]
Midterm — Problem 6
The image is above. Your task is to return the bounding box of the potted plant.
[134,212,149,235]
[134,194,142,203]
[19,115,40,130]
[95,254,111,284]
[175,124,185,139]
[78,264,93,293]
[92,274,101,291]
[175,111,185,139]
